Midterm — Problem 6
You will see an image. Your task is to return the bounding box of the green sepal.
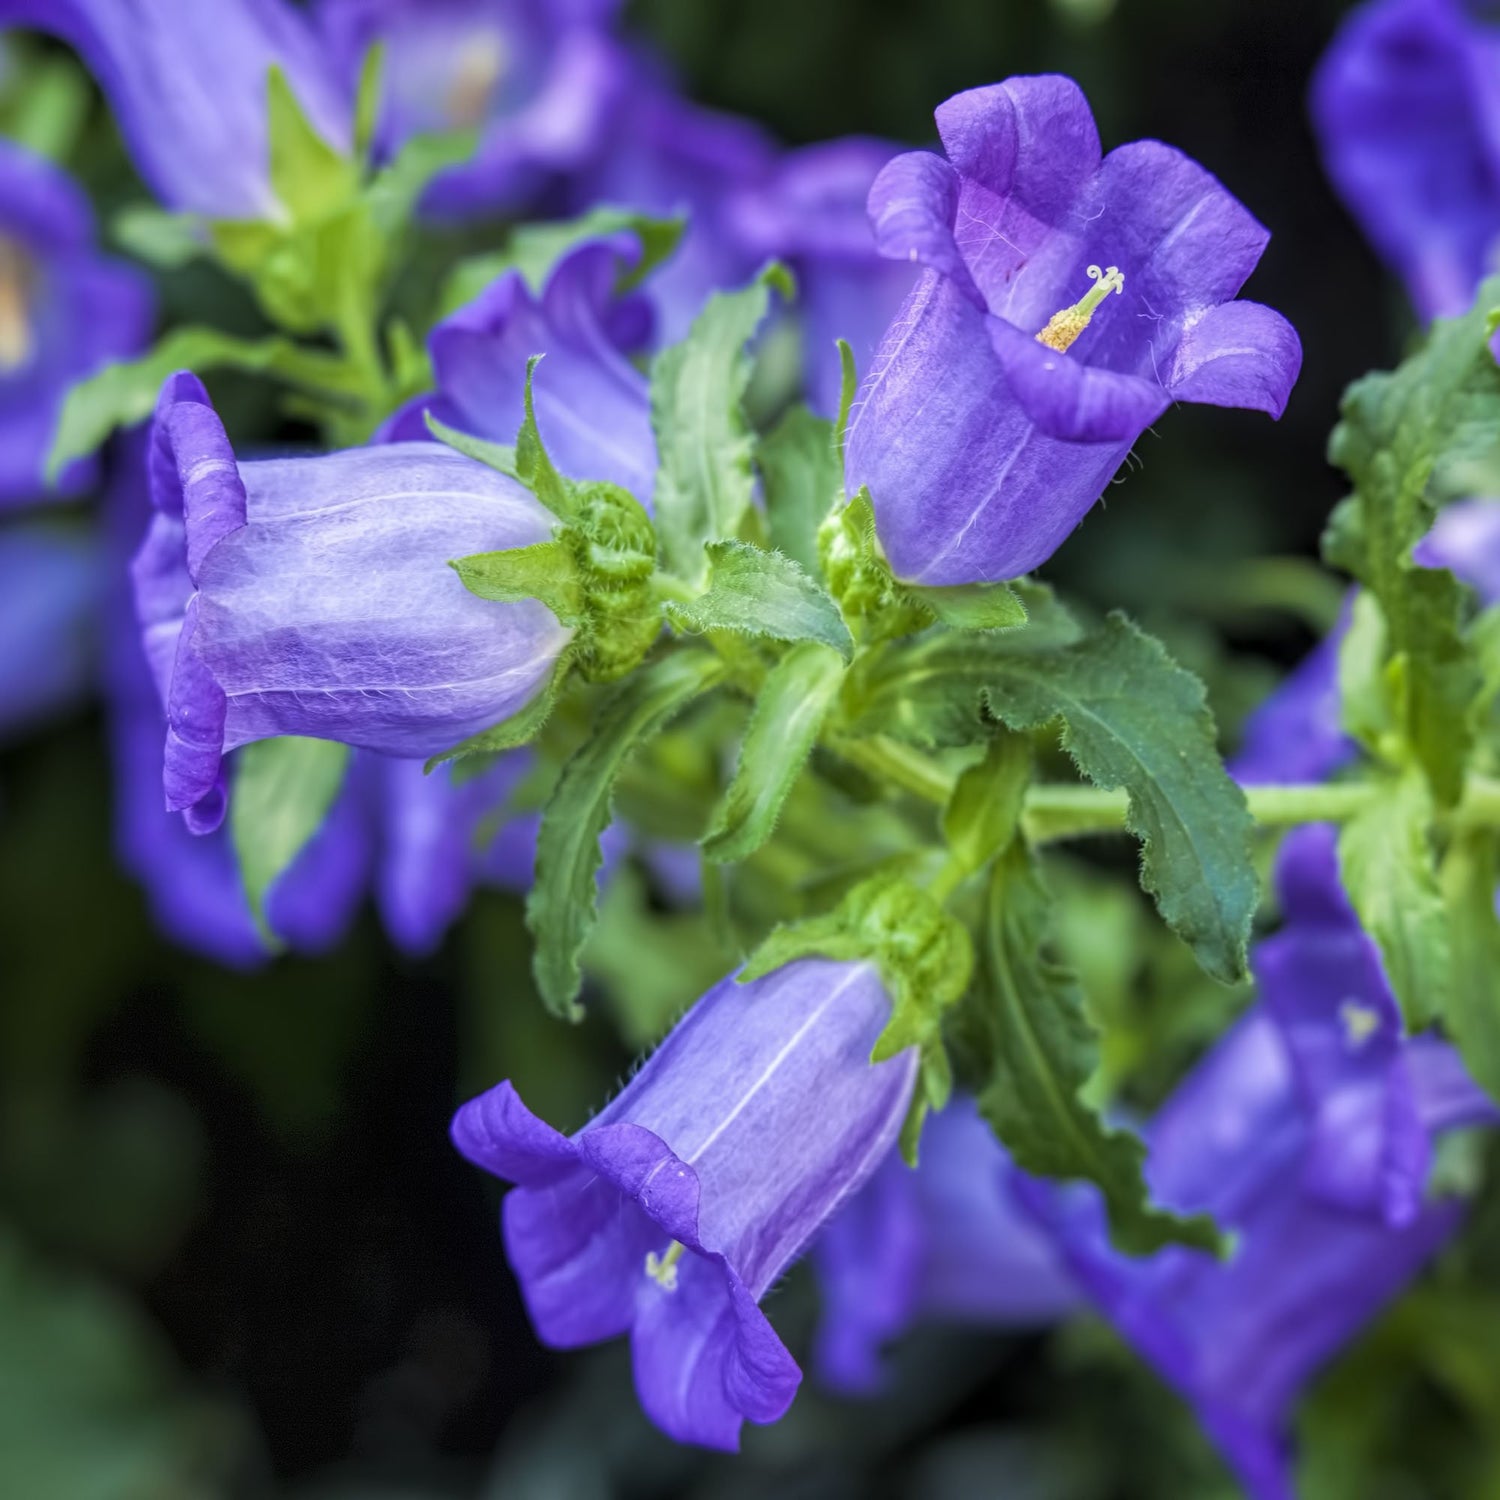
[423,411,518,478]
[651,263,796,583]
[266,64,359,221]
[230,737,351,945]
[665,540,853,659]
[756,404,840,573]
[907,580,1029,632]
[974,842,1225,1257]
[528,651,727,1018]
[1442,829,1500,1102]
[425,646,574,769]
[835,338,858,457]
[46,328,368,482]
[512,355,580,523]
[439,207,686,316]
[352,42,386,161]
[741,870,975,1070]
[702,642,846,863]
[1338,771,1451,1030]
[450,541,586,626]
[112,205,206,270]
[941,729,1033,877]
[898,1041,953,1167]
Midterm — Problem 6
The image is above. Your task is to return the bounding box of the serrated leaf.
[1339,772,1451,1030]
[941,729,1032,876]
[1442,830,1500,1103]
[908,579,1029,631]
[528,651,725,1017]
[440,207,686,316]
[666,539,852,657]
[450,541,583,625]
[976,843,1223,1256]
[1326,279,1500,803]
[651,264,794,581]
[757,404,840,572]
[46,328,366,482]
[230,737,350,942]
[703,643,845,863]
[980,616,1256,985]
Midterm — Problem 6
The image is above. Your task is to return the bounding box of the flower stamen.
[447,31,508,128]
[0,237,35,374]
[645,1241,686,1292]
[1035,264,1125,354]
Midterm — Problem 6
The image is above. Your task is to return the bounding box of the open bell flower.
[812,1094,1076,1395]
[317,0,627,217]
[1312,0,1500,321]
[450,958,918,1450]
[0,0,351,220]
[1014,824,1495,1500]
[845,75,1302,586]
[133,371,570,834]
[0,140,150,505]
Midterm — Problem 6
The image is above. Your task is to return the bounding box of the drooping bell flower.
[0,140,150,505]
[812,1095,1077,1395]
[451,958,918,1449]
[1014,824,1496,1500]
[844,75,1303,586]
[104,435,372,966]
[1311,0,1500,321]
[0,523,100,741]
[134,371,570,834]
[725,137,919,417]
[566,68,776,347]
[387,231,657,497]
[317,0,627,217]
[0,0,351,220]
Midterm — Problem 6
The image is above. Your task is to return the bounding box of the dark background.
[3,3,1485,1498]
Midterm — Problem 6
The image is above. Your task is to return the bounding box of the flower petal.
[865,150,983,309]
[1168,300,1303,417]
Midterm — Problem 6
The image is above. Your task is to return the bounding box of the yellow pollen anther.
[1034,263,1125,354]
[446,31,508,129]
[1340,1000,1381,1050]
[645,1241,686,1292]
[0,236,34,374]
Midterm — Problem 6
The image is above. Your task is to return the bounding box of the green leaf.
[976,843,1224,1256]
[1326,279,1500,803]
[266,64,359,220]
[230,737,351,941]
[528,651,726,1017]
[450,541,584,625]
[46,327,366,482]
[651,263,795,581]
[440,207,686,316]
[0,51,90,162]
[1339,772,1451,1030]
[1442,830,1500,1102]
[514,355,580,522]
[665,540,853,658]
[835,337,858,457]
[907,580,1029,632]
[756,404,840,573]
[353,42,386,160]
[703,643,845,863]
[987,616,1256,985]
[111,205,205,269]
[1337,589,1393,753]
[941,729,1032,876]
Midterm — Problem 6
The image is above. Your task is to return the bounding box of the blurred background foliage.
[4,1,1498,1497]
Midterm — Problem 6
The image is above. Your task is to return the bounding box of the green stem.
[827,736,1500,841]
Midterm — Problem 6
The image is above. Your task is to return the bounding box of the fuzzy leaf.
[977,843,1224,1256]
[230,737,350,941]
[666,540,853,658]
[427,648,573,769]
[1326,279,1500,803]
[651,264,794,581]
[907,580,1029,631]
[1442,830,1500,1102]
[424,411,518,477]
[528,651,725,1017]
[757,404,840,572]
[1339,772,1451,1030]
[703,643,845,863]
